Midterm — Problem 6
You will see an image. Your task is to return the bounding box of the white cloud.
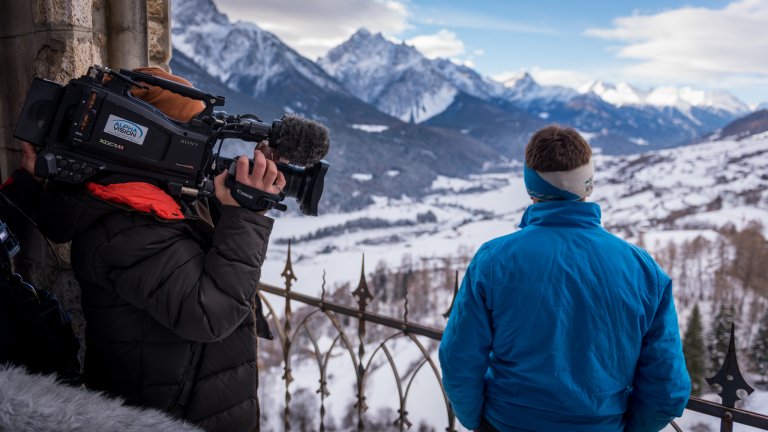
[213,0,409,60]
[585,0,768,82]
[406,29,465,59]
[409,8,559,35]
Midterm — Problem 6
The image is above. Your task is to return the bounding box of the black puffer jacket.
[39,182,272,432]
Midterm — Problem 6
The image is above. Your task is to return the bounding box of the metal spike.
[281,239,298,291]
[706,323,755,408]
[352,254,374,311]
[403,279,410,323]
[321,270,327,303]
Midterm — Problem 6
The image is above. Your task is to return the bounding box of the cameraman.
[9,68,282,432]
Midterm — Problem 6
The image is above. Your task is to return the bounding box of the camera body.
[14,66,329,215]
[15,66,219,195]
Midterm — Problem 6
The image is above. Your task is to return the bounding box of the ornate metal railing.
[257,243,768,431]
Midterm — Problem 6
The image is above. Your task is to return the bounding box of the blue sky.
[212,0,768,106]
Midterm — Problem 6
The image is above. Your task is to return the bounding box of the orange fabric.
[129,67,206,123]
[86,182,185,220]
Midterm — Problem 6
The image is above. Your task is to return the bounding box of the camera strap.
[228,181,287,213]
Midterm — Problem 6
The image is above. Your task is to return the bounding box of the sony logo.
[180,138,200,147]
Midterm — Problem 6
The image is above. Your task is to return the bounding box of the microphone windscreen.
[272,114,330,166]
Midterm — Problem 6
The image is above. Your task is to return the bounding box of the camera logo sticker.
[104,114,148,145]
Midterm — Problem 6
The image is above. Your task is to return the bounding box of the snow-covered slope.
[597,131,768,236]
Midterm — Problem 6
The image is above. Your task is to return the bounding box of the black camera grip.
[224,158,286,213]
[226,180,286,212]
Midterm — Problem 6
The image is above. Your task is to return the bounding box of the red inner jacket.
[86,182,184,220]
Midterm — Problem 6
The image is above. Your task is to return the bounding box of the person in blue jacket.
[439,125,691,432]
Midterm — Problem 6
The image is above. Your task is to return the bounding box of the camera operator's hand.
[213,148,286,209]
[20,142,43,182]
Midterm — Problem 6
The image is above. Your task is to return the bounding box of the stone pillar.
[148,0,172,71]
[106,0,149,70]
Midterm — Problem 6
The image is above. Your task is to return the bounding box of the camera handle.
[226,181,287,213]
[224,160,287,213]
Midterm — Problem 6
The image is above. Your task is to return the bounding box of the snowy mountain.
[318,29,506,123]
[173,0,342,96]
[318,29,749,155]
[580,81,749,120]
[502,72,579,104]
[171,0,404,130]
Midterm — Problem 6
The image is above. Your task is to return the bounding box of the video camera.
[13,65,330,215]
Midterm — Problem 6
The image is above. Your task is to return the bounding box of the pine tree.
[683,303,707,395]
[708,302,736,373]
[752,309,768,382]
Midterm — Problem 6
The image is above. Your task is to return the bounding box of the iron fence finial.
[352,254,374,311]
[281,239,298,292]
[706,323,755,408]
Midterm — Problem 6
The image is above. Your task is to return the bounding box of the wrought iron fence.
[257,243,768,431]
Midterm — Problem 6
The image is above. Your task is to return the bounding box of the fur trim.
[0,365,202,432]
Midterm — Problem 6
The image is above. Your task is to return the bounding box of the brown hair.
[524,125,592,172]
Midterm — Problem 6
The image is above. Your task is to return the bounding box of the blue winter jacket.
[439,201,690,432]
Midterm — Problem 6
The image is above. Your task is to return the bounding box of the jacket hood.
[519,201,602,229]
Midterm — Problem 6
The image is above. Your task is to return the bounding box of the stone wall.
[0,0,170,179]
[0,0,171,367]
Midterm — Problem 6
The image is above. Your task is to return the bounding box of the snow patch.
[578,130,601,142]
[351,124,389,133]
[351,173,373,182]
[430,175,475,192]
